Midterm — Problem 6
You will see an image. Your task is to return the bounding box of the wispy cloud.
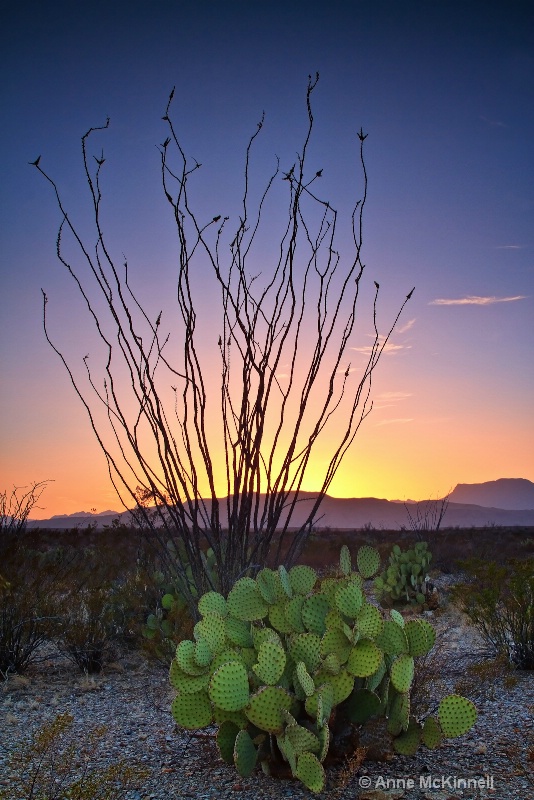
[374,391,413,410]
[429,295,528,306]
[396,318,416,334]
[375,417,413,427]
[351,340,411,356]
[376,391,412,401]
[480,115,508,128]
[495,244,523,250]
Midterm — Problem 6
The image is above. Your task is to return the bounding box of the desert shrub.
[0,541,66,677]
[0,712,148,800]
[374,541,433,606]
[454,652,518,700]
[451,557,534,669]
[169,544,477,794]
[0,599,54,678]
[55,585,123,673]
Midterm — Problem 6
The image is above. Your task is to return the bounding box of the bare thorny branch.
[0,480,53,535]
[32,75,414,615]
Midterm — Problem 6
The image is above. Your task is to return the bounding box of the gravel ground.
[1,579,533,800]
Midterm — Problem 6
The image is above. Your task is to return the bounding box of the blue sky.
[1,0,533,516]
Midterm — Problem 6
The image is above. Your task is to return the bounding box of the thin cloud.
[396,318,416,334]
[375,418,413,427]
[480,115,508,128]
[429,295,527,306]
[374,391,412,410]
[495,244,523,250]
[351,342,411,356]
[376,391,412,401]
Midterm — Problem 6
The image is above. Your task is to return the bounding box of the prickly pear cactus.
[169,544,476,793]
[374,541,433,607]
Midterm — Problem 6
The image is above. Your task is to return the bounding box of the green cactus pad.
[256,568,281,604]
[345,687,381,724]
[234,729,258,778]
[253,640,286,685]
[375,619,409,655]
[217,720,240,764]
[169,660,210,694]
[296,661,315,697]
[171,690,212,729]
[194,638,213,668]
[209,661,250,711]
[198,591,227,618]
[339,545,352,577]
[315,668,354,706]
[390,654,415,693]
[418,618,436,650]
[239,647,257,671]
[356,603,384,639]
[277,732,297,775]
[214,706,249,728]
[321,577,343,606]
[278,565,293,598]
[366,655,386,688]
[227,577,269,621]
[324,608,345,630]
[320,627,352,663]
[316,722,330,763]
[268,600,294,634]
[209,647,244,673]
[335,581,363,617]
[390,609,405,627]
[286,595,306,632]
[438,695,477,738]
[387,690,410,736]
[305,682,334,724]
[245,685,294,734]
[343,621,356,644]
[290,633,322,673]
[286,723,321,754]
[347,639,382,677]
[176,639,208,676]
[320,652,341,674]
[225,616,253,648]
[393,718,422,755]
[302,595,330,636]
[356,545,381,578]
[421,715,443,749]
[405,619,434,657]
[296,751,325,793]
[289,565,317,596]
[194,612,227,654]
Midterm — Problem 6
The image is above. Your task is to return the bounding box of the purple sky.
[1,0,533,516]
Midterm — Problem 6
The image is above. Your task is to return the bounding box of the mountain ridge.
[26,479,534,530]
[448,478,534,510]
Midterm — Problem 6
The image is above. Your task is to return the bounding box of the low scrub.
[0,712,148,800]
[451,557,534,669]
[55,586,122,673]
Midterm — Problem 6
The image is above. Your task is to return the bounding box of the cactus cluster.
[169,544,476,793]
[374,542,432,606]
[143,545,219,656]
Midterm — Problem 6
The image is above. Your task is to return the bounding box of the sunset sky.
[1,0,533,519]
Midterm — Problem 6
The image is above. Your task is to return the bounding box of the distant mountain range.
[26,478,534,530]
[448,478,534,510]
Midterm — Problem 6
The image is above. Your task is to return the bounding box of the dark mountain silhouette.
[449,478,534,510]
[27,487,534,530]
